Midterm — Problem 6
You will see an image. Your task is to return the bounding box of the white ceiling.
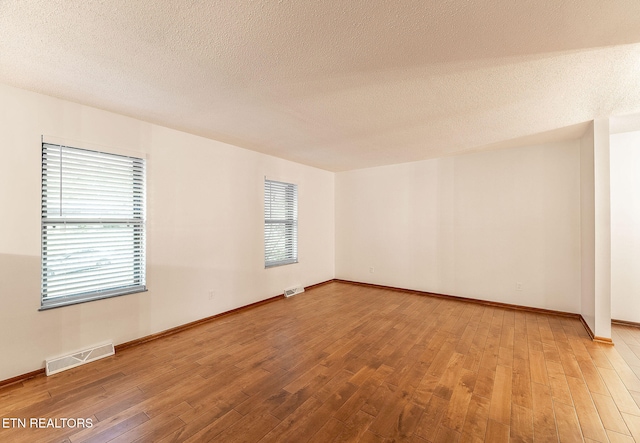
[2,1,640,171]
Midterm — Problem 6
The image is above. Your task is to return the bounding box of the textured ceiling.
[2,1,640,171]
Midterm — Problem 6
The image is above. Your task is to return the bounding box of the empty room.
[3,1,640,442]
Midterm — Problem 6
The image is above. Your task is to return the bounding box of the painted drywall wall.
[335,141,582,313]
[0,83,335,381]
[593,119,612,339]
[580,123,596,333]
[580,119,612,339]
[611,130,640,323]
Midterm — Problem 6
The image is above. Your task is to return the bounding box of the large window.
[264,179,298,268]
[41,143,146,309]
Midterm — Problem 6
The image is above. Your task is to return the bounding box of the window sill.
[265,260,299,269]
[39,286,148,311]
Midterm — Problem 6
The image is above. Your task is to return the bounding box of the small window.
[264,179,298,268]
[41,143,146,309]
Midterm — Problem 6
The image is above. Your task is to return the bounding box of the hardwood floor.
[2,281,640,442]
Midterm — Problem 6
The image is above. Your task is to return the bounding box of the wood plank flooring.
[3,282,640,442]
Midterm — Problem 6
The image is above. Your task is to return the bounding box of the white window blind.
[264,179,298,268]
[41,143,146,309]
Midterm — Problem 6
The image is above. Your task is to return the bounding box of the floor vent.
[284,286,305,298]
[45,342,115,376]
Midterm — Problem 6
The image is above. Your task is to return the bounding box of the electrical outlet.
[516,282,522,291]
[208,291,214,300]
[369,267,374,273]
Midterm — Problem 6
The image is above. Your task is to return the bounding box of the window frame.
[264,178,298,268]
[40,141,147,310]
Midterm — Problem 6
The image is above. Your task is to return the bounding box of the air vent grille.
[45,342,114,376]
[284,286,304,298]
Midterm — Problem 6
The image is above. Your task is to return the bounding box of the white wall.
[580,124,596,333]
[0,83,335,381]
[580,119,612,339]
[593,119,612,339]
[611,130,640,323]
[336,141,582,313]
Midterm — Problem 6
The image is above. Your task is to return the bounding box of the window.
[264,179,298,267]
[41,143,146,309]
